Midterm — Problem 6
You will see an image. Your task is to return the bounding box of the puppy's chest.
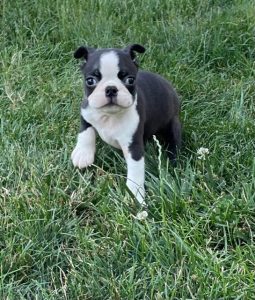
[94,116,124,149]
[81,107,140,149]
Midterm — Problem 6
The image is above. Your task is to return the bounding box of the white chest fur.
[81,102,140,150]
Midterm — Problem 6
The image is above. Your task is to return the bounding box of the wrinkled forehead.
[84,49,137,76]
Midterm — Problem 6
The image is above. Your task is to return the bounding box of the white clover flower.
[197,147,209,160]
[134,210,148,220]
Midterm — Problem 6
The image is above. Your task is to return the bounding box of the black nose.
[105,86,118,98]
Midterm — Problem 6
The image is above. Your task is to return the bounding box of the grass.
[1,0,255,298]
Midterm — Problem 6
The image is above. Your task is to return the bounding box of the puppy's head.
[74,44,145,112]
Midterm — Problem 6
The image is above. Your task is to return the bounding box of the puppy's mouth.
[105,96,118,106]
[101,96,132,109]
[87,91,135,110]
[99,100,128,113]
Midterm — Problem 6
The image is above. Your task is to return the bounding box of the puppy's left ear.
[74,46,95,60]
[124,44,146,61]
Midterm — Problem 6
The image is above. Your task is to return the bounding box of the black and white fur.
[71,44,181,206]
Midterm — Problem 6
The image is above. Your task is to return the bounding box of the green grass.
[1,0,255,298]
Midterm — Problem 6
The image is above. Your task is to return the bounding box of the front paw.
[71,146,95,169]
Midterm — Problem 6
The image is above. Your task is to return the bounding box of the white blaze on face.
[87,51,134,109]
[100,51,119,78]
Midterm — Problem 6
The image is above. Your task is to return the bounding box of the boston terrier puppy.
[71,44,181,206]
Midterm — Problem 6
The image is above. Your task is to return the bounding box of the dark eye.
[86,77,97,87]
[124,76,135,85]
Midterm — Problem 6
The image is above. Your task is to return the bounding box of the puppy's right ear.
[74,46,95,60]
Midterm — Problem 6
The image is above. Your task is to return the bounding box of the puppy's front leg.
[71,117,96,169]
[123,145,145,206]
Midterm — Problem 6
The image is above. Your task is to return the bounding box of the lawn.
[1,0,255,299]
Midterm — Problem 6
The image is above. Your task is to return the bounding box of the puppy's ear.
[74,46,95,60]
[124,44,146,61]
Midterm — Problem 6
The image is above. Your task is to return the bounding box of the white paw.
[71,146,95,169]
[135,210,148,220]
[126,181,146,206]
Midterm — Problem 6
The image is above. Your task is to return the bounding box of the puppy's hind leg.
[160,116,182,164]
